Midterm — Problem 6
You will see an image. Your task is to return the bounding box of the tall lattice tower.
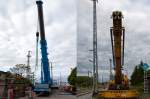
[92,0,99,94]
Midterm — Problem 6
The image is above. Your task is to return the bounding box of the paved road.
[77,93,92,99]
[19,90,77,99]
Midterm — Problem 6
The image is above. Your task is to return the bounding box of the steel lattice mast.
[92,0,98,94]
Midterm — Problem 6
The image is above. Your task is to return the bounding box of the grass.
[130,83,150,99]
[76,86,92,95]
[93,95,103,99]
[130,83,144,95]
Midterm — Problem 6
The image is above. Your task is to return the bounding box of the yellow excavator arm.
[98,11,139,99]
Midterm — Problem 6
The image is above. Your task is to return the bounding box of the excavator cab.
[108,74,129,90]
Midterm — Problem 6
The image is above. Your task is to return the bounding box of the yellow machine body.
[99,90,138,99]
[98,11,139,99]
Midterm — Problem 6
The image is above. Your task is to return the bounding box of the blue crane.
[36,0,51,85]
[34,0,52,95]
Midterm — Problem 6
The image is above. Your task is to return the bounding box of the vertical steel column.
[122,28,125,66]
[144,70,148,94]
[109,59,112,80]
[50,62,53,85]
[27,51,31,79]
[110,28,115,68]
[92,0,98,93]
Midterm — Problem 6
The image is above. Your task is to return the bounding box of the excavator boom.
[110,11,125,85]
[98,11,139,99]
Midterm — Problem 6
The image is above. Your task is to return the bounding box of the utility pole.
[50,61,53,84]
[92,0,99,94]
[27,51,31,79]
[30,72,35,85]
[142,63,149,94]
[60,72,62,86]
[102,74,103,83]
[33,72,35,85]
[144,70,148,94]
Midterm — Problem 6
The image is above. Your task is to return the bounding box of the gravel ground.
[19,90,77,99]
[77,93,92,99]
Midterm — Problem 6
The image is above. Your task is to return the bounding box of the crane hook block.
[36,32,39,37]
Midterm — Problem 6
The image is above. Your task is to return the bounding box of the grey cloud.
[77,0,150,81]
[0,0,76,82]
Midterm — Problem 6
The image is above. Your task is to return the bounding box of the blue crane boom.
[36,0,51,85]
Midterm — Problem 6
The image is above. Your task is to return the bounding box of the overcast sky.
[77,0,150,81]
[0,0,76,82]
[1,0,150,83]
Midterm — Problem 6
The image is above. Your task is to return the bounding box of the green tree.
[68,67,76,86]
[10,64,27,76]
[76,76,93,88]
[131,61,144,85]
[147,69,150,75]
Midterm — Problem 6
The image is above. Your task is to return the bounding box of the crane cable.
[35,17,39,71]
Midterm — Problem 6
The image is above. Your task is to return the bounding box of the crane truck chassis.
[98,11,139,99]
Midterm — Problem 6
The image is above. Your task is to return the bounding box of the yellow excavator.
[99,11,139,99]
